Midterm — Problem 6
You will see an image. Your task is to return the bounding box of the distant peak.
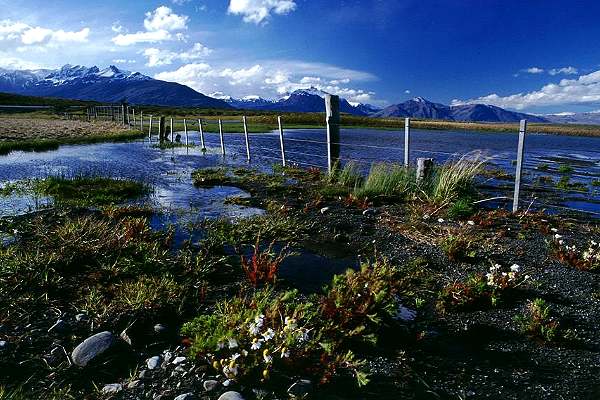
[412,96,429,103]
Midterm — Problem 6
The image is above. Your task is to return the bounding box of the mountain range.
[2,64,599,124]
[0,64,231,109]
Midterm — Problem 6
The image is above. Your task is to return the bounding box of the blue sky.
[1,0,600,113]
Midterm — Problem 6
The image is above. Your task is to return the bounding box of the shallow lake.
[0,127,599,220]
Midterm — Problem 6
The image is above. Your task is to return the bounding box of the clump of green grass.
[113,275,181,311]
[152,141,196,150]
[446,198,475,220]
[515,298,560,342]
[35,176,148,206]
[558,164,574,174]
[536,163,550,171]
[428,152,487,205]
[555,176,588,192]
[192,168,231,187]
[592,179,600,187]
[353,162,413,199]
[440,234,476,262]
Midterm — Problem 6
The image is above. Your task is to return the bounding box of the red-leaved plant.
[241,236,290,286]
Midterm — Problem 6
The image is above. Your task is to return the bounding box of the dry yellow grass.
[0,117,131,142]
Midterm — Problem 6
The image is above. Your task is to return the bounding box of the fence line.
[72,100,600,217]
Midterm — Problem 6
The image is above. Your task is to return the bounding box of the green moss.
[558,164,574,174]
[35,176,149,206]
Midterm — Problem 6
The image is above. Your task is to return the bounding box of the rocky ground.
[1,166,599,399]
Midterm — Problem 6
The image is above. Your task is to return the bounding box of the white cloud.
[144,6,188,32]
[112,59,137,64]
[143,42,212,67]
[452,69,600,110]
[228,0,297,24]
[0,20,89,46]
[154,60,382,105]
[111,23,124,33]
[405,90,411,94]
[549,66,578,76]
[524,67,544,74]
[0,52,46,70]
[112,6,188,46]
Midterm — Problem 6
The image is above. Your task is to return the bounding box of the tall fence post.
[243,116,250,162]
[125,106,130,126]
[198,119,205,150]
[278,116,286,167]
[404,117,411,166]
[140,111,143,132]
[512,119,527,213]
[159,116,166,142]
[219,119,225,155]
[132,109,136,127]
[325,94,340,174]
[170,118,174,141]
[148,115,153,138]
[184,118,188,146]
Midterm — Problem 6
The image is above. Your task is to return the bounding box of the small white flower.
[227,338,238,349]
[242,350,248,357]
[262,328,275,341]
[263,354,273,364]
[438,218,445,223]
[230,353,241,361]
[554,234,563,240]
[510,264,521,273]
[550,228,558,233]
[280,349,290,358]
[467,220,475,226]
[251,338,263,350]
[248,322,260,335]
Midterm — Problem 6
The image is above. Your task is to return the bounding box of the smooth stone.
[203,380,219,392]
[0,340,7,350]
[147,355,161,370]
[102,383,122,394]
[71,331,115,367]
[320,207,330,214]
[172,356,186,365]
[48,319,69,334]
[154,324,168,334]
[362,208,376,216]
[218,392,244,400]
[75,313,88,322]
[174,393,195,400]
[288,379,313,398]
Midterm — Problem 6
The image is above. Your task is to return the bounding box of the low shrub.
[552,237,600,271]
[440,234,476,262]
[437,263,527,311]
[515,298,560,342]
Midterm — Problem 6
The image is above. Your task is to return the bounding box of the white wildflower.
[262,328,275,341]
[251,338,263,350]
[227,338,238,349]
[510,264,521,273]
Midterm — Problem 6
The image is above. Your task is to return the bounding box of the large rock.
[218,392,245,400]
[147,355,161,370]
[71,331,115,367]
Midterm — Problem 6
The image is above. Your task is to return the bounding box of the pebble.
[102,383,122,394]
[154,324,168,334]
[0,340,7,350]
[218,392,244,400]
[362,208,375,216]
[75,313,89,322]
[320,207,330,214]
[172,356,187,365]
[147,356,161,370]
[174,393,195,400]
[71,331,115,367]
[48,319,69,334]
[203,380,219,392]
[288,379,313,398]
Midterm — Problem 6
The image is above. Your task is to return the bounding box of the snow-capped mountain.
[0,64,231,109]
[544,111,600,125]
[372,97,548,123]
[222,87,380,116]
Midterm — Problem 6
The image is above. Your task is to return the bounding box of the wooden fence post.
[170,118,174,141]
[278,116,286,167]
[148,115,153,138]
[325,94,340,174]
[198,119,205,150]
[219,119,225,155]
[416,158,434,185]
[132,109,136,126]
[184,118,188,146]
[159,116,166,142]
[125,106,130,126]
[140,111,143,131]
[243,116,250,161]
[404,117,411,166]
[512,119,527,213]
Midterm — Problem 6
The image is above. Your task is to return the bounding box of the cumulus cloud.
[452,69,600,110]
[143,42,212,67]
[154,60,382,104]
[524,67,544,74]
[549,66,578,76]
[228,0,297,24]
[0,20,90,46]
[0,52,46,70]
[112,6,188,46]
